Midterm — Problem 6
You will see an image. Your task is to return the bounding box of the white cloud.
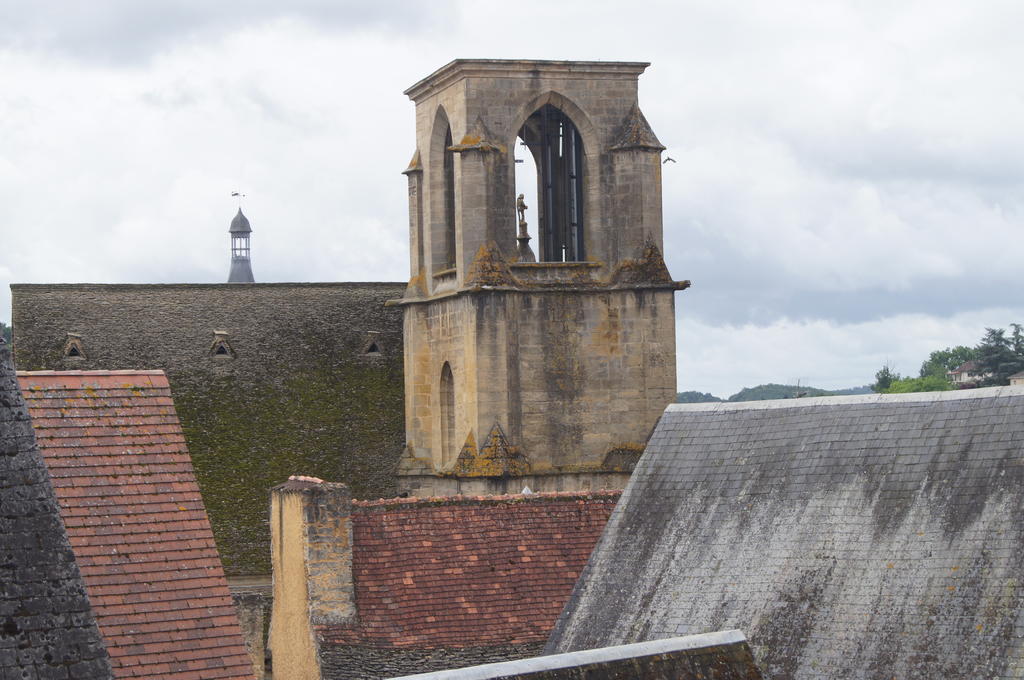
[1,0,1022,397]
[677,307,1024,398]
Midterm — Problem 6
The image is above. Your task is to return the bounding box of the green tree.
[871,364,901,393]
[0,321,10,345]
[676,391,723,403]
[975,327,1024,386]
[919,345,978,378]
[882,375,953,394]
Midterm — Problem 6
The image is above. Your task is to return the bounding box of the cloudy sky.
[1,0,1022,397]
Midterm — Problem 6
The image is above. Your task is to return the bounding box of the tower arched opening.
[429,108,457,274]
[517,105,585,262]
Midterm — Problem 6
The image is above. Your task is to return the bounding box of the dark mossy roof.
[549,389,1024,678]
[12,282,405,576]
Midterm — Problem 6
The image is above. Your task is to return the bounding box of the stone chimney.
[270,477,356,680]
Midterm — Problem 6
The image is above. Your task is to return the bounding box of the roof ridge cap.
[667,385,1024,412]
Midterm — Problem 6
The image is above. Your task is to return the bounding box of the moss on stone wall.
[12,283,406,576]
[175,363,402,574]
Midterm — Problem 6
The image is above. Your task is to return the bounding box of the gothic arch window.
[517,104,585,262]
[442,127,456,269]
[440,362,455,467]
[430,108,457,273]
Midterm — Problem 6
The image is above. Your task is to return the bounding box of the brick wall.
[270,482,620,680]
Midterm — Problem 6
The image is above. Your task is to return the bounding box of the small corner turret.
[228,208,255,283]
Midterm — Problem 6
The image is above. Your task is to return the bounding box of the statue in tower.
[515,194,536,263]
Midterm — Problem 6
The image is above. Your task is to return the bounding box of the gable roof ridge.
[667,385,1024,412]
[353,489,622,508]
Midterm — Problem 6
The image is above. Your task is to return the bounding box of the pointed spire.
[454,422,530,477]
[229,208,252,234]
[402,149,422,175]
[449,116,506,153]
[611,102,665,152]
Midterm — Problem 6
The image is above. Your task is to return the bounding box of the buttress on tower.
[395,60,689,496]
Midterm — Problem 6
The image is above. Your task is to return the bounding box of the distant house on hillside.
[947,360,989,386]
[1010,371,1024,386]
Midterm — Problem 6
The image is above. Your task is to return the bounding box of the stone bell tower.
[395,59,688,497]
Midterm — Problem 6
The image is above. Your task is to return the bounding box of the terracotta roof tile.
[19,370,255,680]
[319,491,620,649]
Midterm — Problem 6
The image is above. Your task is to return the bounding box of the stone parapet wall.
[319,643,545,680]
[270,482,620,680]
[400,288,676,490]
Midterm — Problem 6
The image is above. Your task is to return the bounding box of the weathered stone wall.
[549,389,1024,678]
[320,643,545,680]
[398,61,684,491]
[232,592,267,679]
[270,481,324,680]
[0,342,113,680]
[401,288,675,496]
[11,282,405,575]
[404,60,664,287]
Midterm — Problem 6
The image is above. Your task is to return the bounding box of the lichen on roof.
[550,388,1024,678]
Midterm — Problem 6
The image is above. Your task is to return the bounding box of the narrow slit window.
[440,362,455,467]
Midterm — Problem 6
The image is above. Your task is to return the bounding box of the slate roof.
[549,389,1024,679]
[229,208,252,234]
[0,345,113,679]
[17,370,254,680]
[320,491,621,649]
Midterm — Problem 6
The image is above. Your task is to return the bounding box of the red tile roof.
[950,360,981,374]
[18,370,254,680]
[319,491,620,648]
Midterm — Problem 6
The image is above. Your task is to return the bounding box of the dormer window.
[361,333,384,358]
[210,331,236,360]
[63,333,86,361]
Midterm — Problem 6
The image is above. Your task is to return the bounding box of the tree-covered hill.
[677,383,872,403]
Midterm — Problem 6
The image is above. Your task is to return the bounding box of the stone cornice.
[405,59,650,102]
